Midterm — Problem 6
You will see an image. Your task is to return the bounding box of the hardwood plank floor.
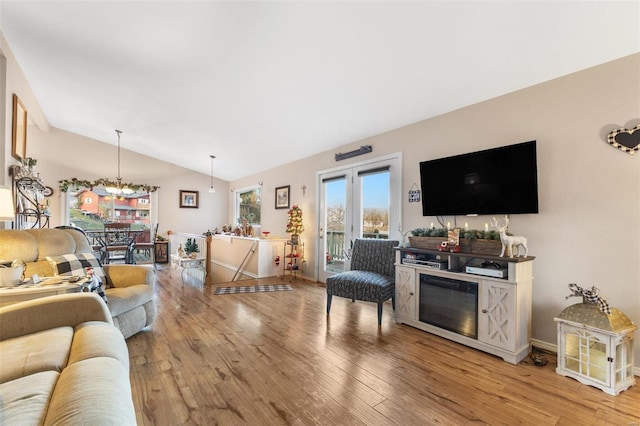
[127,267,640,425]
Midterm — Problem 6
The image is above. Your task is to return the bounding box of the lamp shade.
[0,186,15,221]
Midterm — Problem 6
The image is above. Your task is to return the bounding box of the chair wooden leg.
[392,295,396,311]
[377,303,383,326]
[327,294,332,314]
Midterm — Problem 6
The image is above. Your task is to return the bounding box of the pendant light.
[208,155,216,193]
[105,129,133,195]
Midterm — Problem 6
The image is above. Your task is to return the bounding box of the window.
[234,185,261,226]
[84,197,92,204]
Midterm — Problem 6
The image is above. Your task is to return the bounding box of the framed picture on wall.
[275,185,290,209]
[179,190,199,208]
[12,94,27,161]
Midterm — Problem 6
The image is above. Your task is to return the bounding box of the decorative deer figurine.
[492,215,528,258]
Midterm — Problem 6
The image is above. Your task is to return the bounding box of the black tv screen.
[420,141,539,216]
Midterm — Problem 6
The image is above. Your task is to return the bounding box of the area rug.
[214,284,292,295]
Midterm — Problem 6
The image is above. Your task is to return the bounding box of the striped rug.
[214,284,292,295]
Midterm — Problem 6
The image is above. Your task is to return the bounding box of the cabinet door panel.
[395,266,416,320]
[478,280,515,351]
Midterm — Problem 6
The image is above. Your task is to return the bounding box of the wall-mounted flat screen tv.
[420,140,539,216]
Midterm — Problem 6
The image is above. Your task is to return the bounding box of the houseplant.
[184,238,200,258]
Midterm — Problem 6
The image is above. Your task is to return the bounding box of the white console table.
[170,255,206,285]
[395,248,535,364]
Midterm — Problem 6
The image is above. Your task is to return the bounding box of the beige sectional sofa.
[0,228,155,338]
[0,292,137,424]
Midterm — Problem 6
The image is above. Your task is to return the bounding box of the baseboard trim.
[530,339,640,377]
[531,338,557,353]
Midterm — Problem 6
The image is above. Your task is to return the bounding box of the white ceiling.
[1,1,638,181]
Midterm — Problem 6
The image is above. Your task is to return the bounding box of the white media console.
[395,248,535,364]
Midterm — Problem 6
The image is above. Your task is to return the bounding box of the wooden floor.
[127,267,640,425]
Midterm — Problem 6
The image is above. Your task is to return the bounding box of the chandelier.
[208,155,216,193]
[105,129,133,195]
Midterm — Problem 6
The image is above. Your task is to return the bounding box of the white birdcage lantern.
[554,284,636,396]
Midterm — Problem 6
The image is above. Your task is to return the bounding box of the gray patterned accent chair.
[326,238,399,326]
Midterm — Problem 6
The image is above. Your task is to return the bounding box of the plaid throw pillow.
[46,253,107,285]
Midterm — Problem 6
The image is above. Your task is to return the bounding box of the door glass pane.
[361,171,390,239]
[324,178,347,274]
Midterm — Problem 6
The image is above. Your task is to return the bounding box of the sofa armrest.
[0,292,112,341]
[103,264,156,289]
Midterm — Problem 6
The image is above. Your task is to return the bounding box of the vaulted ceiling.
[2,1,638,181]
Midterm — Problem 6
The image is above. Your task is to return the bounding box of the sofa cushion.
[0,326,73,383]
[0,370,59,425]
[26,229,78,260]
[45,357,136,425]
[106,284,154,317]
[0,230,38,263]
[68,321,129,370]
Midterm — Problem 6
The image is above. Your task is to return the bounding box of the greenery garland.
[411,227,503,241]
[58,178,159,193]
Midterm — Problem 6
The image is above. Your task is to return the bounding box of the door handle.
[319,227,323,239]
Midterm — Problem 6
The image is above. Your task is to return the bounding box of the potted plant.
[184,238,200,258]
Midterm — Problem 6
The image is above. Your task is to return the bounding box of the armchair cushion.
[326,270,395,303]
[0,327,73,383]
[106,284,154,317]
[103,263,155,288]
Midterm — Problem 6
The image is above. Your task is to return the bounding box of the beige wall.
[231,53,640,362]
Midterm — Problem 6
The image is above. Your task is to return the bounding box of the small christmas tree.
[286,203,304,237]
[184,238,200,256]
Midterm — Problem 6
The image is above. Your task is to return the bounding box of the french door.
[317,154,401,283]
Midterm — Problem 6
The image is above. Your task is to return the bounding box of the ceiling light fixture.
[208,155,216,193]
[105,129,133,195]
